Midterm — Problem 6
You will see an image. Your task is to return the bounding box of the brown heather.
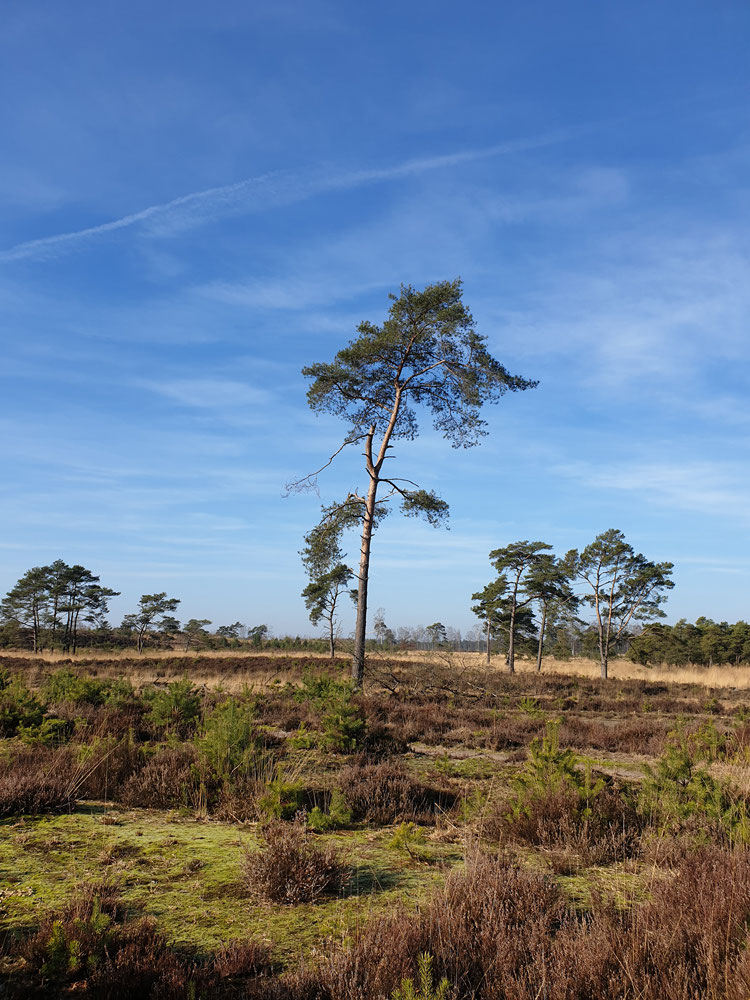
[243,817,349,904]
[286,847,750,1000]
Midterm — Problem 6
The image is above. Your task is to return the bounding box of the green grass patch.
[0,805,463,964]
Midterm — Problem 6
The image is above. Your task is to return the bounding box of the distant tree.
[395,625,418,648]
[629,617,750,668]
[122,593,181,654]
[248,624,268,648]
[1,561,118,653]
[565,529,674,679]
[729,621,750,665]
[426,622,448,649]
[444,626,462,649]
[471,578,507,665]
[486,541,554,673]
[57,564,119,654]
[301,520,354,659]
[525,554,578,672]
[696,617,731,668]
[292,279,537,686]
[1,566,51,652]
[158,616,182,644]
[45,559,71,647]
[373,608,396,647]
[217,622,245,639]
[183,618,212,652]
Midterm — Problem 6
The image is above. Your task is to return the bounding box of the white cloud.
[137,377,274,410]
[0,128,577,262]
[561,459,750,523]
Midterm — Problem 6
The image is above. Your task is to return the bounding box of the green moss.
[0,806,462,964]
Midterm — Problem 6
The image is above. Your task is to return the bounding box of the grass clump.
[243,816,348,904]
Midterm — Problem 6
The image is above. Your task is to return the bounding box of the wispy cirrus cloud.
[561,459,750,523]
[0,128,577,263]
[137,377,275,410]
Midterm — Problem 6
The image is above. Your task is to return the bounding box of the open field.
[3,652,750,997]
[5,647,750,690]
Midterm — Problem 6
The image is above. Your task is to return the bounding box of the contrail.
[1,128,576,263]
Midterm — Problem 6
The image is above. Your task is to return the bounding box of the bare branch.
[283,433,366,496]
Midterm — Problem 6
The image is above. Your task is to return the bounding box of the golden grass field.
[3,646,749,690]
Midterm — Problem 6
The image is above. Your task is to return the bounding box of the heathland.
[3,650,750,998]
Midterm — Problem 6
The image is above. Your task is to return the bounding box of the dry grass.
[6,647,750,691]
[374,650,750,690]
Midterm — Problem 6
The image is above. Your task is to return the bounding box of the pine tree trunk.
[485,618,491,665]
[352,477,378,687]
[507,603,516,674]
[599,630,608,679]
[536,607,547,672]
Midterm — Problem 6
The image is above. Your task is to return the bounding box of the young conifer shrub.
[391,953,451,1000]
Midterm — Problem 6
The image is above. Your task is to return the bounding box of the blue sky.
[2,1,750,637]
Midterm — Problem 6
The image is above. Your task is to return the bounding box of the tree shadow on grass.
[340,865,405,897]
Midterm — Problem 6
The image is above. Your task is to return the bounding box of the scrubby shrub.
[197,697,275,786]
[640,729,750,842]
[18,883,127,985]
[296,669,366,752]
[42,669,133,708]
[257,772,306,821]
[13,883,180,998]
[17,715,72,746]
[142,677,202,736]
[50,699,145,740]
[488,720,641,865]
[243,817,348,904]
[0,678,45,736]
[120,746,204,810]
[319,853,565,999]
[0,747,75,816]
[6,882,274,999]
[389,822,429,860]
[360,722,408,758]
[76,733,143,800]
[338,761,457,825]
[212,938,275,979]
[307,789,352,832]
[311,848,750,1000]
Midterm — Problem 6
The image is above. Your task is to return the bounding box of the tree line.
[470,529,674,679]
[0,562,269,654]
[628,618,750,668]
